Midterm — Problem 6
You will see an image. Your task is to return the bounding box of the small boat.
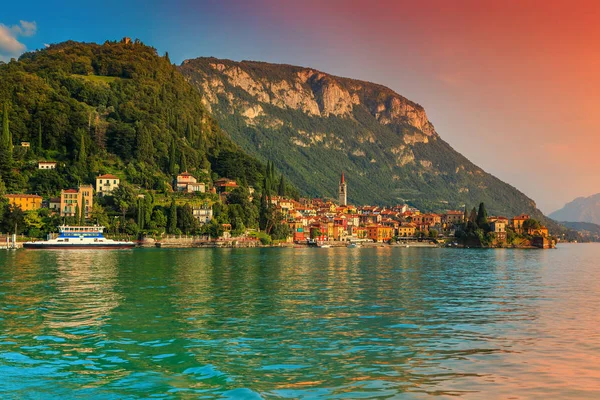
[347,243,358,248]
[24,225,135,249]
[318,243,331,248]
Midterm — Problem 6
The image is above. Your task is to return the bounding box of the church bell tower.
[339,172,347,206]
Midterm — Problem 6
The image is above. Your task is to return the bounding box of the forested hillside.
[0,40,268,196]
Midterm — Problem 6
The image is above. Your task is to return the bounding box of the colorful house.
[4,194,43,211]
[96,174,120,196]
[511,214,530,234]
[214,178,238,193]
[60,185,93,219]
[367,224,394,242]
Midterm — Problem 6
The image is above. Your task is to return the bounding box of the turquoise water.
[0,245,599,399]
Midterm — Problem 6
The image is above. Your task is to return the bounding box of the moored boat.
[23,225,135,249]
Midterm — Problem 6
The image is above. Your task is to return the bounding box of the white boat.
[347,243,359,248]
[24,225,135,249]
[318,243,331,248]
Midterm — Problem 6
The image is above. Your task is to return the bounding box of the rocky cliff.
[179,57,543,217]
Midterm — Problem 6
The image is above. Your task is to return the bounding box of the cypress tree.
[167,198,177,234]
[168,139,176,175]
[477,202,489,229]
[469,207,478,225]
[137,198,145,230]
[136,125,154,164]
[180,152,187,172]
[2,102,11,154]
[80,204,86,225]
[259,177,269,231]
[278,174,285,197]
[37,120,43,153]
[78,132,86,164]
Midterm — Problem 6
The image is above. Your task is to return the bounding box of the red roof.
[97,174,119,179]
[341,171,345,184]
[63,189,78,193]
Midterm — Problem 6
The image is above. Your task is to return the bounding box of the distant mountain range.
[559,221,600,241]
[179,57,546,219]
[549,194,600,224]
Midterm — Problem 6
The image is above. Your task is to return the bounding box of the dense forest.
[0,39,295,239]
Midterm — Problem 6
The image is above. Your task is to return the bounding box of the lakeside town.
[1,158,554,249]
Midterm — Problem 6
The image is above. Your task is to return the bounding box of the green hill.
[0,40,268,196]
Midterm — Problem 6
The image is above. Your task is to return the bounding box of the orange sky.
[5,0,597,212]
[255,0,600,213]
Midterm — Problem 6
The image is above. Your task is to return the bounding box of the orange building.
[4,194,43,211]
[367,224,394,242]
[511,214,530,234]
[397,223,416,237]
[60,185,93,219]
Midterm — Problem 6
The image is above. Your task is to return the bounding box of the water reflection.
[0,246,599,398]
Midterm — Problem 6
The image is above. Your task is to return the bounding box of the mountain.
[179,57,542,217]
[0,40,267,196]
[558,221,600,242]
[549,194,600,224]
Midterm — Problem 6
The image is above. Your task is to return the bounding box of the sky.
[1,0,599,213]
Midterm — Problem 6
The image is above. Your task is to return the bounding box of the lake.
[0,245,599,399]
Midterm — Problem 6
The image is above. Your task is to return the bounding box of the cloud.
[12,20,37,37]
[0,20,37,62]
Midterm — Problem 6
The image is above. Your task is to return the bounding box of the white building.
[96,174,120,196]
[38,161,57,170]
[193,207,213,224]
[176,172,205,193]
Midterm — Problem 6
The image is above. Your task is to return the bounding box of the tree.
[167,198,177,234]
[137,197,145,230]
[168,138,176,175]
[151,208,167,229]
[90,204,110,228]
[1,205,25,234]
[523,218,541,232]
[469,207,478,225]
[37,120,43,153]
[0,102,13,188]
[278,174,285,196]
[136,125,154,164]
[476,202,488,229]
[77,129,87,165]
[180,152,187,172]
[2,102,11,154]
[259,177,270,231]
[206,219,224,239]
[177,203,196,234]
[79,203,86,225]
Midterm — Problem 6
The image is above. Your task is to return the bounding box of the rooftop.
[4,194,42,199]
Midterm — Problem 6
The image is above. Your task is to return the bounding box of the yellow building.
[397,223,416,237]
[367,224,394,242]
[60,185,94,219]
[4,194,42,211]
[96,174,120,196]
